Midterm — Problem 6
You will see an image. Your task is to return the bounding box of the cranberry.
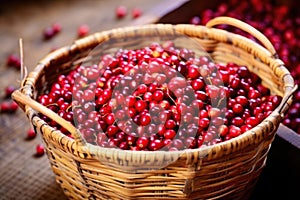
[164,129,176,139]
[78,24,90,38]
[218,125,229,137]
[232,103,244,115]
[199,118,210,129]
[245,116,260,127]
[229,125,241,138]
[116,5,127,18]
[52,23,62,34]
[26,128,36,140]
[43,27,55,40]
[188,65,200,79]
[230,77,240,89]
[135,99,147,112]
[132,8,142,19]
[190,16,201,25]
[231,116,244,127]
[0,101,18,113]
[43,23,61,40]
[6,54,21,70]
[119,141,129,150]
[140,113,151,126]
[136,136,149,149]
[152,90,164,101]
[35,144,45,157]
[148,139,164,151]
[4,85,16,98]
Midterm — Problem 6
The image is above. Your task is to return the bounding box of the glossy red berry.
[116,6,127,18]
[132,8,142,19]
[6,54,21,69]
[35,144,45,157]
[78,24,90,38]
[136,136,149,149]
[26,129,36,140]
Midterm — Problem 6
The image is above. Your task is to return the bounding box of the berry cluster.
[0,85,18,113]
[0,83,43,156]
[116,6,142,19]
[6,54,21,70]
[37,42,281,151]
[43,23,62,40]
[189,0,300,133]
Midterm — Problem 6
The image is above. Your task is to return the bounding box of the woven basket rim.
[15,21,296,162]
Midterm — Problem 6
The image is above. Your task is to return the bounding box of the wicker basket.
[12,17,296,200]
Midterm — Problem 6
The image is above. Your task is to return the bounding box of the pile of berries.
[189,0,300,133]
[37,42,282,151]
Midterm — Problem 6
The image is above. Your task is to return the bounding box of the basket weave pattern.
[13,17,295,200]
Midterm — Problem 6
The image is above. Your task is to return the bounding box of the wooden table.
[0,1,186,199]
[1,0,299,199]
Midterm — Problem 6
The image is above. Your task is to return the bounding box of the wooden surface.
[1,0,299,199]
[0,1,186,199]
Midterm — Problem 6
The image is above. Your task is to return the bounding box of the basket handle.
[206,16,277,56]
[12,90,86,146]
[277,84,298,116]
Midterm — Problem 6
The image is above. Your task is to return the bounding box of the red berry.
[43,27,55,40]
[232,103,244,115]
[152,90,164,101]
[229,126,241,138]
[0,101,10,112]
[6,54,21,69]
[190,16,201,25]
[106,125,119,137]
[27,129,36,140]
[199,118,210,129]
[165,119,176,129]
[132,8,142,19]
[52,23,62,34]
[0,101,18,113]
[35,144,45,157]
[149,139,164,151]
[78,24,90,38]
[116,6,127,18]
[140,113,151,126]
[188,65,200,79]
[164,129,176,139]
[136,136,149,149]
[218,125,229,137]
[135,100,147,112]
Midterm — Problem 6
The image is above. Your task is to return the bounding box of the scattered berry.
[6,54,21,70]
[190,16,201,25]
[26,128,37,140]
[132,8,142,19]
[35,144,45,157]
[116,5,127,19]
[52,22,62,34]
[43,23,61,40]
[0,101,18,113]
[4,85,16,98]
[77,24,90,38]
